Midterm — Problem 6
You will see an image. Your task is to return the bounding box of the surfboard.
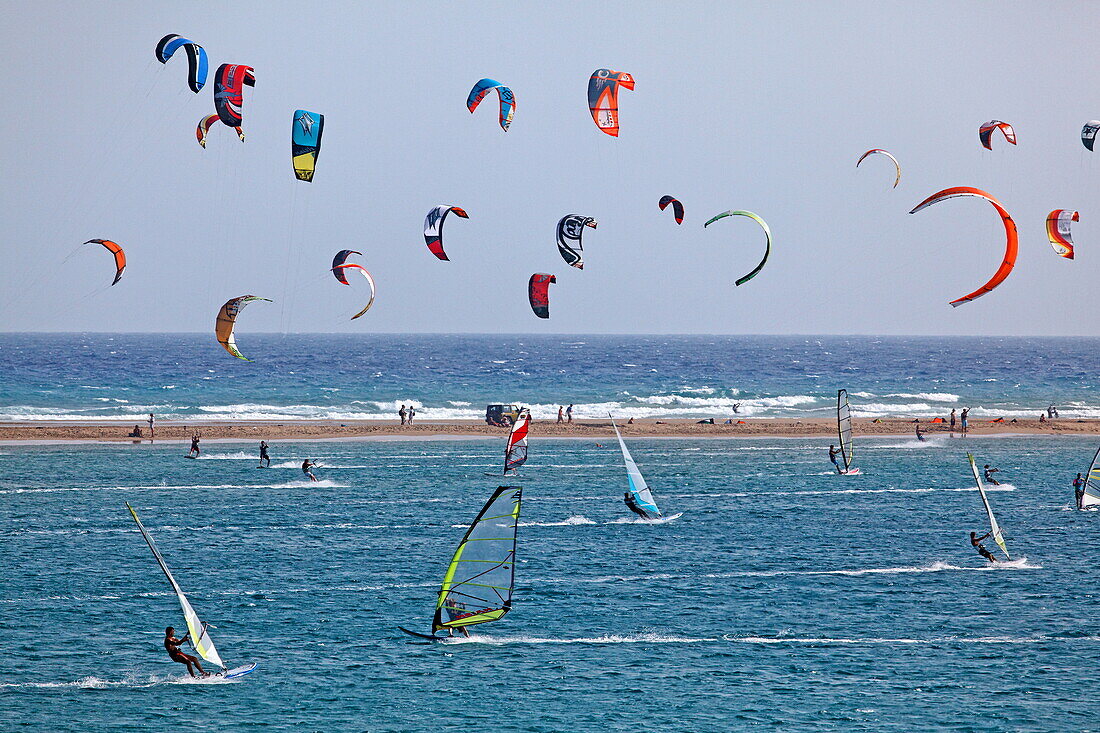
[185,455,198,459]
[398,626,445,641]
[841,467,862,476]
[216,663,257,679]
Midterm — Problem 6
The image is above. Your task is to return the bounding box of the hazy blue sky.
[2,1,1098,335]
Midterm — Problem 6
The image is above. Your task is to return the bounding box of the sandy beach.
[1,417,1097,443]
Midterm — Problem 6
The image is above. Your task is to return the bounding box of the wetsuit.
[983,469,1000,486]
[302,460,317,481]
[165,633,204,676]
[829,448,842,474]
[971,532,997,563]
[259,442,270,467]
[1074,477,1085,508]
[624,493,649,519]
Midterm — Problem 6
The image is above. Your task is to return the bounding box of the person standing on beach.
[970,531,998,563]
[399,405,407,425]
[960,408,969,434]
[259,440,270,468]
[949,409,956,431]
[1073,473,1085,508]
[828,444,842,474]
[302,459,319,482]
[148,413,155,442]
[557,406,564,423]
[408,405,415,424]
[188,433,201,458]
[983,464,1001,485]
[566,404,573,423]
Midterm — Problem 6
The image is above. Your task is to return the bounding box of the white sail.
[127,503,225,669]
[837,389,854,472]
[1083,444,1100,509]
[610,415,661,517]
[967,454,1010,560]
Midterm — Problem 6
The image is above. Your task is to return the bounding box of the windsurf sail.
[610,414,662,518]
[126,503,226,669]
[837,389,854,472]
[432,486,523,633]
[1082,444,1100,509]
[967,454,1010,560]
[503,410,530,474]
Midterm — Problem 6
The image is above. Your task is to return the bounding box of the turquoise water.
[1,434,1097,730]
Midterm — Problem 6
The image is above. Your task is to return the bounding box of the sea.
[2,334,1099,731]
[0,334,1097,422]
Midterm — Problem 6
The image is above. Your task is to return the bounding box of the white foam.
[517,515,597,527]
[440,633,712,645]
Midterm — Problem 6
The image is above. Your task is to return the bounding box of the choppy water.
[2,434,1098,730]
[0,334,1097,422]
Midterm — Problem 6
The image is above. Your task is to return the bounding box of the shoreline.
[0,417,1096,444]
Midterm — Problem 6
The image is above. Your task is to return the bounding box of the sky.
[1,1,1098,336]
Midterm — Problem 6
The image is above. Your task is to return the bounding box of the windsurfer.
[624,491,649,519]
[1074,473,1085,508]
[302,459,318,482]
[983,465,1001,485]
[828,444,842,474]
[164,626,206,677]
[970,531,997,563]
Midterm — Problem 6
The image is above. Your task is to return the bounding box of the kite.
[658,196,684,224]
[979,120,1016,150]
[292,110,324,182]
[556,215,597,269]
[703,210,773,286]
[909,187,1018,307]
[1083,121,1100,151]
[423,206,469,261]
[529,273,556,319]
[155,34,208,93]
[1046,209,1078,259]
[83,239,126,286]
[856,149,901,188]
[213,64,255,127]
[588,69,634,137]
[196,114,244,148]
[331,250,363,284]
[332,264,376,319]
[467,78,515,132]
[215,295,271,361]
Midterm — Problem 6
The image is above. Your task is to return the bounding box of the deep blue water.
[2,434,1098,731]
[0,334,1097,421]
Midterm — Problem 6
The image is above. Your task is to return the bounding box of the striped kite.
[979,120,1015,150]
[588,69,634,137]
[1046,209,1078,260]
[467,79,515,131]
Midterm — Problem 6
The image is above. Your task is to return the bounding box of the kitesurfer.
[915,426,925,442]
[970,531,997,563]
[258,440,270,468]
[302,459,318,482]
[624,491,649,519]
[1074,473,1085,508]
[164,626,206,677]
[188,433,201,458]
[828,444,842,474]
[983,464,1001,485]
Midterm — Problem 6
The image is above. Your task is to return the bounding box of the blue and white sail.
[610,414,662,518]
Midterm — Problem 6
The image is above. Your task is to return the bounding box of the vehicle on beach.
[485,404,524,427]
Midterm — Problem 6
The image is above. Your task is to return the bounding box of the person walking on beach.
[147,413,156,442]
[408,405,415,424]
[399,405,407,425]
[1074,473,1085,508]
[566,404,573,423]
[960,408,970,434]
[557,406,564,424]
[302,459,319,482]
[970,531,998,563]
[828,444,842,474]
[164,626,206,678]
[949,409,956,431]
[258,440,270,468]
[187,433,201,458]
[983,464,1001,486]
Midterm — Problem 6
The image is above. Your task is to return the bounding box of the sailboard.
[399,486,523,640]
[610,414,664,519]
[967,454,1010,560]
[502,410,530,475]
[126,503,252,676]
[1081,444,1100,510]
[836,389,860,475]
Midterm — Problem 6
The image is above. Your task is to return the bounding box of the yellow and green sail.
[432,486,522,632]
